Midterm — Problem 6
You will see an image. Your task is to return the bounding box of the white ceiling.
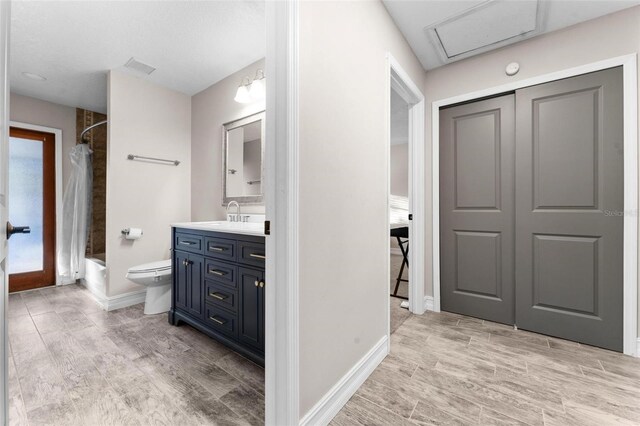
[10,1,265,113]
[382,0,640,70]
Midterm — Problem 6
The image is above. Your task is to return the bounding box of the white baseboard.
[636,338,640,358]
[80,280,146,311]
[299,335,388,426]
[423,295,434,312]
[390,248,402,256]
[105,290,147,311]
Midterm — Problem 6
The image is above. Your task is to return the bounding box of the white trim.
[9,121,66,286]
[423,295,434,312]
[299,336,388,426]
[387,54,426,319]
[265,0,300,424]
[636,338,640,357]
[1,2,10,422]
[430,54,638,357]
[79,279,146,311]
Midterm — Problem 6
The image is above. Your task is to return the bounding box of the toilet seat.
[126,259,173,315]
[127,259,171,279]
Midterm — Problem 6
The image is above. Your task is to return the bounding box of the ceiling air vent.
[425,0,548,64]
[124,57,156,76]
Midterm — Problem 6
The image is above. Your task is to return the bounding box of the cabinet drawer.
[205,304,237,338]
[175,233,203,254]
[205,237,236,262]
[204,259,237,288]
[238,241,266,268]
[205,281,237,312]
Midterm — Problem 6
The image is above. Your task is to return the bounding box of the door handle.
[6,222,30,240]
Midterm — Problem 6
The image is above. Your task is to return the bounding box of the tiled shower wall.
[76,108,107,258]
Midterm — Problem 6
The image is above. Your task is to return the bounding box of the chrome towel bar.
[127,154,180,166]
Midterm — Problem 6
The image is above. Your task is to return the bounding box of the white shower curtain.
[58,144,92,282]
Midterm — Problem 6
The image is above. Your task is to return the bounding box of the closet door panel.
[514,67,624,351]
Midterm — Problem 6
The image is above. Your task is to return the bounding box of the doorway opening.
[389,86,411,332]
[8,126,56,292]
[386,55,426,343]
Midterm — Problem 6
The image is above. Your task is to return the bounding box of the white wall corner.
[423,295,434,312]
[299,336,388,426]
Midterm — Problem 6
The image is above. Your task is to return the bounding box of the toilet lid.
[128,259,172,274]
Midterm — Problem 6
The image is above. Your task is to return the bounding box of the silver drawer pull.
[209,246,226,252]
[209,292,228,300]
[180,241,196,245]
[249,253,266,260]
[209,269,227,276]
[209,316,227,325]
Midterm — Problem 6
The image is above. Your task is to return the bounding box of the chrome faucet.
[227,201,241,222]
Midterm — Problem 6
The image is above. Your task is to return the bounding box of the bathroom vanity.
[169,222,265,366]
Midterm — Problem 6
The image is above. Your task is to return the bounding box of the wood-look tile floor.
[8,284,264,426]
[333,310,640,426]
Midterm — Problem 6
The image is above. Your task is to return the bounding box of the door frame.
[264,0,300,424]
[9,121,66,286]
[386,53,426,326]
[430,54,638,357]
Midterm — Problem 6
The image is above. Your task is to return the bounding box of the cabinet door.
[186,254,204,319]
[174,251,189,311]
[238,267,263,350]
[259,271,265,351]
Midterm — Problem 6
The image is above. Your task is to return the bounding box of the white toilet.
[126,259,172,315]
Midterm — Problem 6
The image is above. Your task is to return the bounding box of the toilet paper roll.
[125,228,143,240]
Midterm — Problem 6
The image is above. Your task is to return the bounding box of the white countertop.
[172,221,264,237]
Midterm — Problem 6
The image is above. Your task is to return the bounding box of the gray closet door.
[440,95,515,325]
[515,67,623,351]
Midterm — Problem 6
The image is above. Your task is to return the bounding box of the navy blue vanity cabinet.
[174,250,204,319]
[170,227,265,366]
[238,267,265,352]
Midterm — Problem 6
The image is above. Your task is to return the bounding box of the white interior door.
[0,1,10,422]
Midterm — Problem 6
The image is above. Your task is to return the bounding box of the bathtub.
[83,254,107,301]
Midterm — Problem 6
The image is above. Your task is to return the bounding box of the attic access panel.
[425,0,547,63]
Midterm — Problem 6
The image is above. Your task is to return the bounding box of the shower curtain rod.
[80,120,108,143]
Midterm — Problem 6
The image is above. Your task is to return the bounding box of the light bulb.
[234,83,252,103]
[249,77,265,101]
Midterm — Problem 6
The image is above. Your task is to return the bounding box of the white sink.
[172,220,263,237]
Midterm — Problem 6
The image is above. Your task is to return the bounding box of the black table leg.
[391,236,409,300]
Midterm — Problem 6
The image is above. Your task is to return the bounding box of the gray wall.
[298,0,425,417]
[106,70,191,298]
[191,58,265,220]
[390,143,408,197]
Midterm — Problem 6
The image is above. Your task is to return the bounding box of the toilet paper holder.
[121,228,143,237]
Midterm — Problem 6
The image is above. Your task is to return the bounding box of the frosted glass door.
[8,136,43,273]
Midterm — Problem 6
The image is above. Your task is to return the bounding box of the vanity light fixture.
[234,70,266,103]
[249,69,265,101]
[234,76,252,103]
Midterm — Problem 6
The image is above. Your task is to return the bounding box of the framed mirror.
[223,111,265,205]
